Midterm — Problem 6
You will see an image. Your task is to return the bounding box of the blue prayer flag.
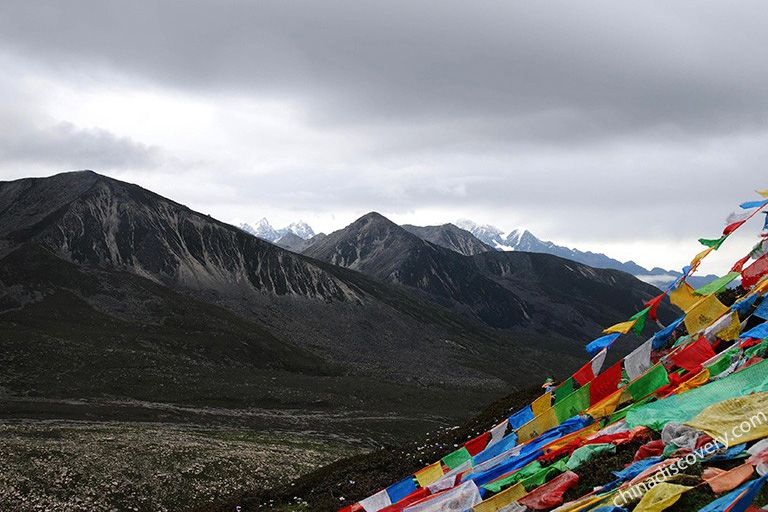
[732,294,759,316]
[754,298,768,320]
[586,333,621,355]
[652,316,685,349]
[740,321,768,340]
[386,476,417,504]
[740,199,768,209]
[508,405,534,430]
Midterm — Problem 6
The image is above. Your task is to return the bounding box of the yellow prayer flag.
[531,392,552,418]
[518,407,558,443]
[603,319,636,335]
[716,312,741,341]
[414,461,444,487]
[669,282,701,312]
[551,493,608,512]
[686,392,768,445]
[691,247,713,268]
[673,369,710,395]
[634,483,691,512]
[472,482,526,512]
[757,188,768,198]
[586,388,624,419]
[684,294,728,336]
[545,423,602,452]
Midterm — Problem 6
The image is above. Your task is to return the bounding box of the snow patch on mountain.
[241,218,316,242]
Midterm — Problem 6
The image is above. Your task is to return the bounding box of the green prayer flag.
[698,235,728,250]
[627,363,669,401]
[609,397,654,424]
[694,272,740,296]
[554,377,575,404]
[441,446,471,470]
[626,360,768,431]
[521,462,566,491]
[566,443,616,470]
[482,460,542,493]
[630,306,651,335]
[705,348,737,377]
[745,339,768,359]
[554,383,590,422]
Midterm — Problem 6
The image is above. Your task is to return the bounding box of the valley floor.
[0,418,363,512]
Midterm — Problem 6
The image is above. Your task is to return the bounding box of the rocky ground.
[0,420,363,512]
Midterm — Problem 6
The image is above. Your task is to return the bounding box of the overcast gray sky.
[1,1,767,273]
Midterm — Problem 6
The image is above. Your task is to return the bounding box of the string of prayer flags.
[742,254,768,289]
[589,360,623,405]
[669,336,716,372]
[572,349,607,386]
[684,294,728,336]
[586,333,620,355]
[694,271,740,296]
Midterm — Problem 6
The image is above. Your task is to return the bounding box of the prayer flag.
[509,406,535,430]
[627,364,669,401]
[604,320,637,335]
[625,339,653,380]
[586,333,621,355]
[465,432,490,457]
[573,349,607,386]
[386,477,417,504]
[554,384,591,423]
[670,282,700,312]
[699,235,728,250]
[442,447,471,470]
[414,462,444,488]
[531,392,553,418]
[652,316,684,349]
[670,337,716,372]
[742,254,768,289]
[695,272,740,296]
[590,361,623,405]
[684,294,728,336]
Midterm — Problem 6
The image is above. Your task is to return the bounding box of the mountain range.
[245,217,717,288]
[0,171,676,440]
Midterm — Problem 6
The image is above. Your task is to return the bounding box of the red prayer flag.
[573,361,595,386]
[670,337,716,372]
[464,432,490,456]
[644,293,665,321]
[378,488,431,512]
[732,254,752,273]
[589,360,622,405]
[723,220,746,236]
[742,254,768,288]
[519,471,579,510]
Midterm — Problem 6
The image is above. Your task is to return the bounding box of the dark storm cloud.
[1,0,767,144]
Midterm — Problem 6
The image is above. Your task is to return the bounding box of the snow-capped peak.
[285,221,315,240]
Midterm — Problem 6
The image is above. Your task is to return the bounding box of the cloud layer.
[0,1,767,272]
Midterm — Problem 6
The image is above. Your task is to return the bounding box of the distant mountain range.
[245,217,717,288]
[0,171,672,439]
[453,219,717,289]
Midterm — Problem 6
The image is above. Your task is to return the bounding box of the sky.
[0,1,767,274]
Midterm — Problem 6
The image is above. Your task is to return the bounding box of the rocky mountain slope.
[304,212,676,337]
[401,223,494,256]
[0,171,676,442]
